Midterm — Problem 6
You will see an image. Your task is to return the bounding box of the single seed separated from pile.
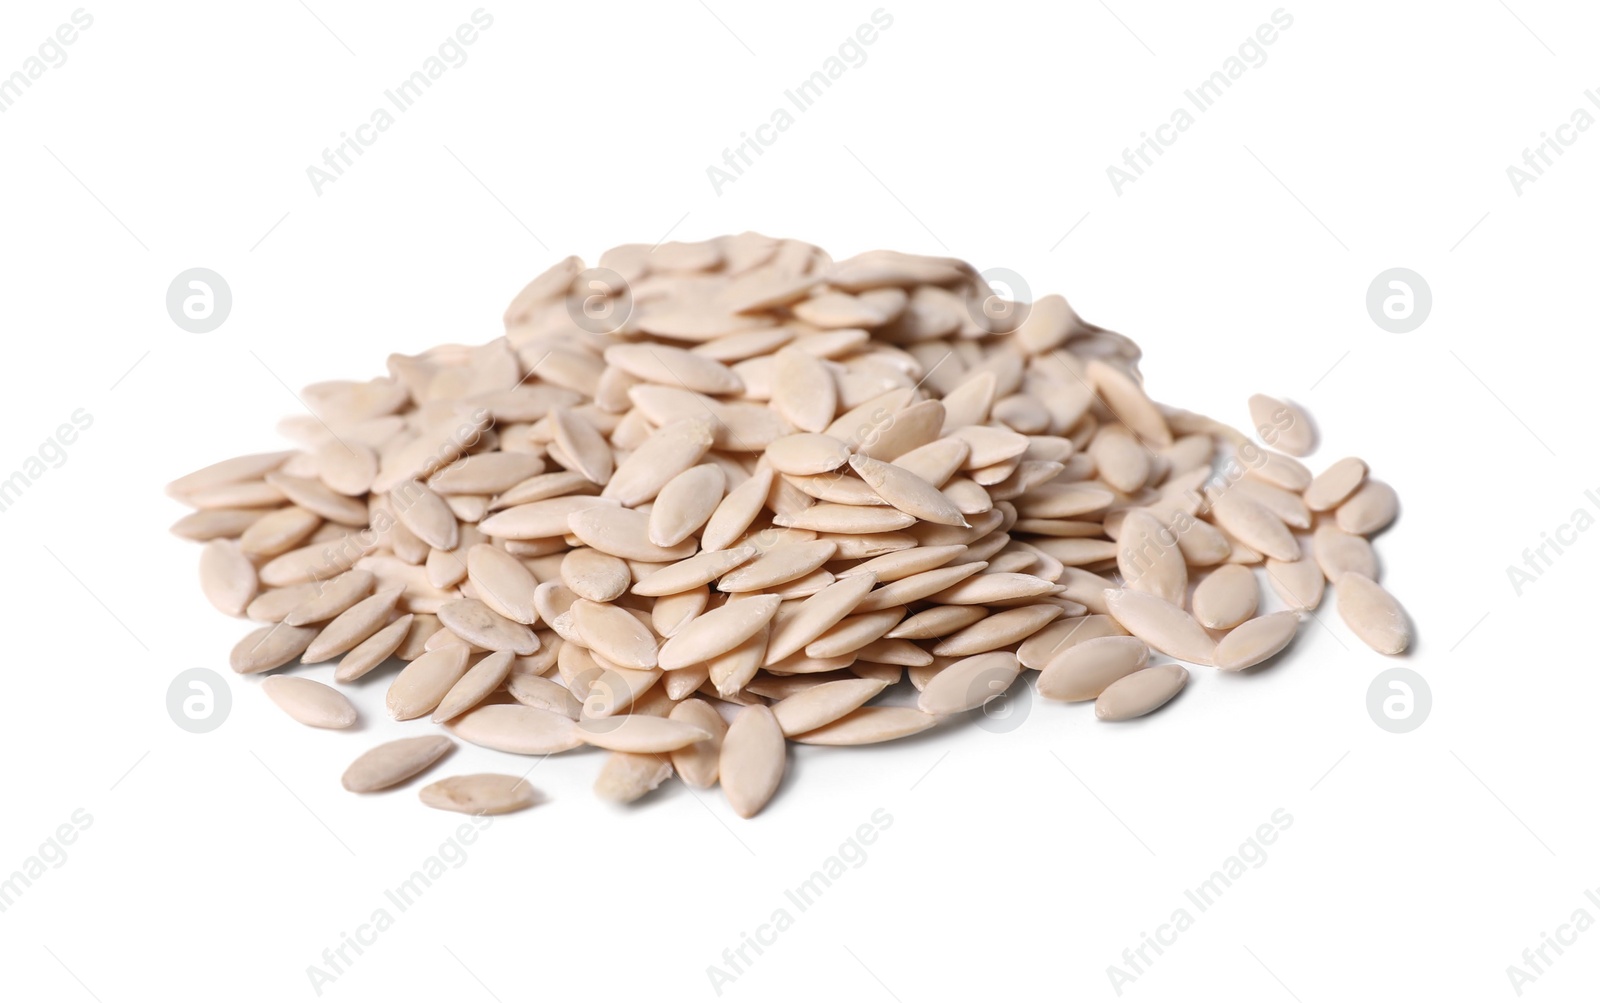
[169,233,1412,819]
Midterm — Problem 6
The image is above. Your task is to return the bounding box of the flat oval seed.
[1335,479,1399,535]
[1248,394,1316,456]
[431,650,516,722]
[283,569,375,626]
[572,599,659,670]
[199,540,257,617]
[717,541,837,593]
[793,706,939,745]
[918,652,1022,715]
[635,547,756,596]
[1215,611,1301,671]
[420,774,540,815]
[1095,663,1189,721]
[764,433,852,475]
[1304,457,1368,511]
[649,463,724,546]
[437,598,540,655]
[303,587,403,663]
[335,614,413,682]
[387,643,471,720]
[466,544,540,624]
[659,591,784,671]
[669,699,728,787]
[594,753,675,804]
[231,623,319,674]
[1265,555,1325,611]
[562,547,632,602]
[342,736,454,792]
[1104,589,1215,666]
[719,706,786,818]
[261,676,357,728]
[771,678,889,736]
[931,604,1061,657]
[451,703,584,755]
[1335,573,1411,655]
[1211,492,1299,562]
[568,505,698,562]
[1313,525,1379,582]
[849,453,968,527]
[576,714,712,753]
[1192,564,1259,630]
[1038,635,1150,702]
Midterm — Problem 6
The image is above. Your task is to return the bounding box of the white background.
[1,1,1595,1000]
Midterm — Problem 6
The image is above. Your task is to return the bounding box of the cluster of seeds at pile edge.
[169,233,1409,818]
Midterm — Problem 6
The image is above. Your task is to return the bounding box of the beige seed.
[263,472,368,525]
[635,547,756,596]
[341,735,454,793]
[764,433,851,475]
[387,643,471,720]
[1104,589,1215,665]
[918,652,1022,715]
[466,544,540,625]
[169,449,297,499]
[603,415,718,506]
[437,598,540,655]
[1116,509,1187,606]
[572,599,659,670]
[649,464,724,546]
[669,699,729,787]
[508,670,583,718]
[1211,491,1298,562]
[261,675,357,729]
[604,342,743,394]
[594,753,675,804]
[335,613,413,682]
[793,706,939,745]
[1215,611,1301,671]
[420,774,540,815]
[1038,635,1150,701]
[303,587,403,663]
[238,506,322,557]
[386,479,457,550]
[451,703,584,754]
[1095,663,1189,721]
[1248,394,1315,457]
[199,540,256,617]
[170,507,275,542]
[1087,359,1172,447]
[770,679,888,735]
[1336,479,1399,536]
[887,604,989,639]
[1016,614,1129,669]
[568,505,697,562]
[764,574,879,663]
[1313,524,1379,582]
[857,400,945,460]
[549,407,614,485]
[700,465,775,551]
[926,572,1057,605]
[932,604,1062,657]
[848,453,968,527]
[1265,555,1325,611]
[561,547,632,602]
[1304,456,1368,512]
[719,706,786,818]
[479,495,615,539]
[771,346,838,433]
[1192,564,1259,630]
[232,620,318,675]
[658,593,782,669]
[717,541,837,593]
[1335,573,1411,655]
[431,649,516,722]
[576,714,712,753]
[283,569,376,626]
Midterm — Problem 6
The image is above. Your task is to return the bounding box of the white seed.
[1095,663,1188,721]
